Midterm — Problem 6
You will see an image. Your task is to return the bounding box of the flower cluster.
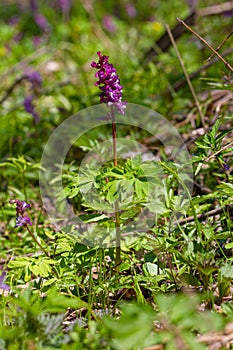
[25,70,42,87]
[23,69,42,123]
[23,96,40,123]
[58,0,72,12]
[91,51,127,115]
[11,199,32,227]
[0,269,10,292]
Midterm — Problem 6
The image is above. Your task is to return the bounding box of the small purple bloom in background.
[57,0,72,12]
[8,15,20,26]
[30,0,37,13]
[125,2,137,18]
[102,15,116,33]
[11,199,32,227]
[23,70,41,123]
[91,51,127,115]
[16,216,32,227]
[23,95,40,123]
[33,36,42,47]
[25,70,42,87]
[0,270,10,292]
[223,162,230,171]
[13,32,24,43]
[34,13,50,33]
[11,199,30,216]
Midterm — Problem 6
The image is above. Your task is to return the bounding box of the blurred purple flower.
[23,95,40,123]
[34,14,50,32]
[11,199,32,227]
[33,36,42,47]
[11,199,30,216]
[8,15,20,26]
[125,3,137,18]
[0,270,10,292]
[102,15,116,33]
[25,70,42,87]
[30,0,37,13]
[13,32,23,43]
[91,51,127,115]
[16,216,32,227]
[58,0,71,12]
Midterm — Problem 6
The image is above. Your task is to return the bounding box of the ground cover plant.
[0,0,233,349]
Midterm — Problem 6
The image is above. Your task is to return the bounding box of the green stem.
[110,106,121,265]
[26,224,50,258]
[111,107,117,167]
[115,202,121,265]
[22,170,28,202]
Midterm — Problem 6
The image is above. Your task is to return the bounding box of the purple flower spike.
[91,51,127,115]
[25,70,42,87]
[34,14,50,33]
[11,199,32,228]
[23,95,40,123]
[16,216,32,227]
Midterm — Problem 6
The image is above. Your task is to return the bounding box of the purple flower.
[11,199,32,227]
[57,0,71,12]
[11,199,31,216]
[91,51,127,115]
[25,70,42,87]
[30,0,37,13]
[33,36,42,47]
[125,3,137,18]
[102,15,116,33]
[23,95,40,123]
[15,216,32,227]
[0,270,10,292]
[13,32,23,43]
[8,15,20,26]
[34,14,50,33]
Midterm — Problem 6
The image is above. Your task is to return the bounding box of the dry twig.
[172,47,233,91]
[176,18,233,73]
[165,24,207,131]
[206,30,233,62]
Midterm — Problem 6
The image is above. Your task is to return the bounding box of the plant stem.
[166,23,207,132]
[115,201,121,265]
[111,107,117,167]
[26,224,50,258]
[110,106,121,265]
[26,225,59,278]
[176,17,233,73]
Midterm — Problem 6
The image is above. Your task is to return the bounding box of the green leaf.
[143,262,161,276]
[225,242,233,249]
[42,289,88,313]
[103,303,155,350]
